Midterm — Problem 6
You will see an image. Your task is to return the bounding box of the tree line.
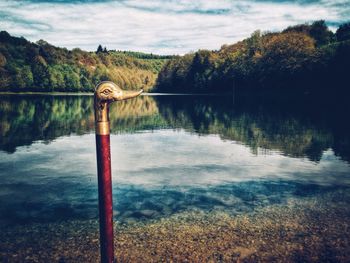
[0,31,170,92]
[155,21,350,98]
[1,21,350,95]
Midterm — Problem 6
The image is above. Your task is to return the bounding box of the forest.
[155,21,350,97]
[0,31,170,92]
[1,20,350,95]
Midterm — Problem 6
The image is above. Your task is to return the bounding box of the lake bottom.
[1,189,349,263]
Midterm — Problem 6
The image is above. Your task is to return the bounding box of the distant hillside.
[0,31,171,92]
[155,20,350,97]
[2,20,350,95]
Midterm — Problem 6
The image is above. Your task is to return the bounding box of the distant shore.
[0,92,230,96]
[0,91,94,96]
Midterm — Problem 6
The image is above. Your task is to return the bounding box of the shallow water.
[0,94,349,261]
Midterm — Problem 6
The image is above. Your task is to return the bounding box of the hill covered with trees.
[155,21,350,98]
[0,31,171,92]
[1,21,350,95]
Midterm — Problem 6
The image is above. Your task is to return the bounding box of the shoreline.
[0,91,231,96]
[0,91,94,96]
[1,190,349,262]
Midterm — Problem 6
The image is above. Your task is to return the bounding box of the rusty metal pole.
[94,81,142,263]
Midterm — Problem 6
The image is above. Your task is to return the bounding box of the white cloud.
[0,0,349,54]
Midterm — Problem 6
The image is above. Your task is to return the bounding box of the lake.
[0,94,349,262]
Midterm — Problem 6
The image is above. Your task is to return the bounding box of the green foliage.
[336,22,350,42]
[96,44,103,53]
[0,32,170,92]
[31,55,50,90]
[113,50,174,60]
[309,20,335,46]
[16,65,33,89]
[155,21,350,95]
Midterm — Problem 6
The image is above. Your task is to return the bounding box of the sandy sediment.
[1,191,349,262]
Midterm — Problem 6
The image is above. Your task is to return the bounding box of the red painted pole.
[95,134,114,263]
[94,81,142,263]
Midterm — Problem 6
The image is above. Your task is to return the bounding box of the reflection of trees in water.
[0,96,94,152]
[109,95,167,132]
[0,95,162,152]
[155,96,349,163]
[0,95,349,163]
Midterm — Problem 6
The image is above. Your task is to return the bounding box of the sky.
[0,0,349,55]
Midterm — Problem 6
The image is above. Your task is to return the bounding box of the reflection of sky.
[1,0,349,54]
[112,130,350,187]
[0,130,349,225]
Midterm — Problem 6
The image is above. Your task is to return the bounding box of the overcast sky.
[0,0,349,54]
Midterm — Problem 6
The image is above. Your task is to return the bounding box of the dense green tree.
[92,65,109,84]
[246,30,262,57]
[31,55,50,90]
[49,65,66,91]
[309,20,334,46]
[96,45,103,53]
[80,75,92,91]
[336,22,350,42]
[15,66,34,89]
[0,68,11,90]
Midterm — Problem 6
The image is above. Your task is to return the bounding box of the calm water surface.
[0,94,350,226]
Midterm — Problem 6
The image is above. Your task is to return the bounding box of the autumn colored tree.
[258,32,316,79]
[155,21,349,95]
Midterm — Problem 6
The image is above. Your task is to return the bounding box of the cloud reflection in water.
[0,131,349,225]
